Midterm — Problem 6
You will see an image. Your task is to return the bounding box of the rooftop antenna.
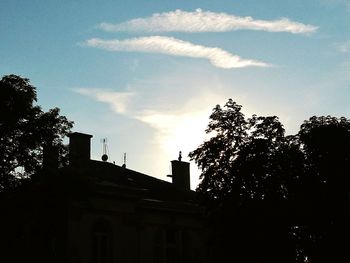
[122,152,127,168]
[101,138,108,162]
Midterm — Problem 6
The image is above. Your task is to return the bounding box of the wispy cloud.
[75,85,226,161]
[74,88,135,114]
[99,9,318,34]
[82,36,269,69]
[74,84,228,187]
[336,40,350,53]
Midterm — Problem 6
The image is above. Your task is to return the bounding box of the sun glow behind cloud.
[135,106,215,154]
[99,9,317,34]
[74,84,229,188]
[83,36,269,69]
[74,86,227,154]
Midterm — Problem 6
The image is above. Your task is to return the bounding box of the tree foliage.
[190,99,350,263]
[189,99,294,203]
[299,116,350,192]
[0,75,73,191]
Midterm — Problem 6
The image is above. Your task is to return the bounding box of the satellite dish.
[102,154,108,162]
[101,138,109,162]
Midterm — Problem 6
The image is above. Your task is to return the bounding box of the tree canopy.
[189,99,296,203]
[0,75,73,191]
[190,98,350,263]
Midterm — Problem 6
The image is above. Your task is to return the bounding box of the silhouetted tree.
[190,99,298,263]
[191,99,350,263]
[293,116,350,263]
[0,75,73,191]
[299,116,350,195]
[189,99,296,204]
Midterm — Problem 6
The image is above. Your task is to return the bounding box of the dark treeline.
[0,75,73,192]
[190,99,350,263]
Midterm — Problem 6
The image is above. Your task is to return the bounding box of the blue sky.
[1,0,350,189]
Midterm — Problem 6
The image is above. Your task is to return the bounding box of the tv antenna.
[101,138,109,162]
[122,153,127,168]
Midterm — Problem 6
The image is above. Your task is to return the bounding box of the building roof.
[61,159,197,203]
[1,132,201,215]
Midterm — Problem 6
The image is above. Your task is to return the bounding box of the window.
[92,218,112,263]
[153,228,181,263]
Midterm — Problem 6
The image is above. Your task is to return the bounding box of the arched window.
[92,218,112,263]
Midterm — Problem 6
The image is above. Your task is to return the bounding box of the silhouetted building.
[0,132,206,263]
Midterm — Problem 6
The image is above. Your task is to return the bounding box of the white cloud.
[74,86,225,155]
[336,40,350,53]
[74,88,135,114]
[99,9,318,34]
[83,36,269,69]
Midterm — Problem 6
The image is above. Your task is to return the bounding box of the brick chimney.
[170,160,191,191]
[68,132,93,166]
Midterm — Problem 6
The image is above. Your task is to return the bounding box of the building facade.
[0,132,207,263]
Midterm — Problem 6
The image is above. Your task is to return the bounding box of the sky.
[1,0,350,189]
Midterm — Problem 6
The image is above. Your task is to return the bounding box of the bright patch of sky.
[1,0,350,189]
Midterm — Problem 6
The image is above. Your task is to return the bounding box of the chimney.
[170,160,191,191]
[68,132,93,166]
